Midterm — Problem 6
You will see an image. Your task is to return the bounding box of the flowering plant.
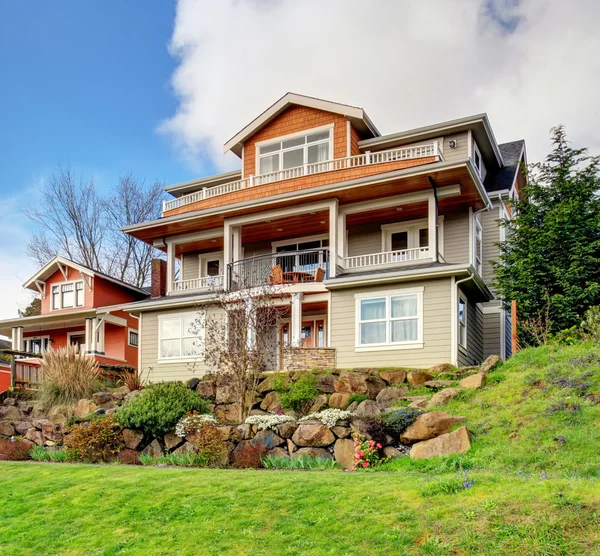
[299,408,352,428]
[351,432,382,470]
[244,414,295,431]
[175,411,218,438]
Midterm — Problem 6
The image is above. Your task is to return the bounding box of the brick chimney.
[151,259,167,298]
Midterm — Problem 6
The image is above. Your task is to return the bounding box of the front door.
[279,319,326,369]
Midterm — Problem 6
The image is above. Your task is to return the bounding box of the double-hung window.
[474,215,483,276]
[51,281,84,310]
[257,127,332,176]
[356,289,423,349]
[159,314,203,360]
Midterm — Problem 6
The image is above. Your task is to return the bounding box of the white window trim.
[51,280,85,311]
[157,312,204,362]
[472,140,483,177]
[458,293,468,352]
[24,335,51,354]
[198,251,224,278]
[254,124,334,177]
[354,287,424,352]
[381,217,444,256]
[474,214,483,276]
[128,328,139,348]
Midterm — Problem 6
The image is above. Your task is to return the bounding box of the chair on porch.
[314,267,326,282]
[269,264,284,284]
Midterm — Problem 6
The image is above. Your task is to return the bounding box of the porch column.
[337,211,347,259]
[290,292,303,347]
[428,192,438,262]
[90,317,98,353]
[84,318,93,353]
[166,241,176,294]
[232,226,243,262]
[245,298,256,350]
[16,327,24,352]
[11,327,18,351]
[223,221,232,290]
[97,320,105,355]
[329,200,339,278]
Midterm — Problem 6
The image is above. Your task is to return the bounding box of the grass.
[262,454,339,470]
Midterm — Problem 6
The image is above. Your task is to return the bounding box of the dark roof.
[484,140,525,193]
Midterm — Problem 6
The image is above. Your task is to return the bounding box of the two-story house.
[0,256,148,367]
[115,93,525,381]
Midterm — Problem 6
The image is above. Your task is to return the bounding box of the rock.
[400,412,467,444]
[215,425,234,439]
[423,380,455,389]
[308,394,328,413]
[332,426,351,438]
[287,439,297,454]
[460,373,486,389]
[30,406,46,420]
[164,431,183,452]
[407,370,434,386]
[122,429,144,450]
[124,390,142,404]
[236,424,253,440]
[3,398,16,406]
[251,430,284,450]
[100,400,116,410]
[315,374,336,393]
[410,427,472,459]
[33,418,52,430]
[197,379,217,399]
[142,439,163,459]
[111,386,130,401]
[383,446,404,459]
[403,396,428,403]
[480,355,502,374]
[0,406,22,422]
[48,411,67,425]
[379,370,407,385]
[292,447,332,460]
[45,440,56,447]
[216,383,238,404]
[215,403,242,424]
[74,399,98,418]
[350,419,392,445]
[13,421,33,436]
[329,392,351,409]
[276,421,298,439]
[346,402,359,412]
[0,422,15,437]
[25,427,44,445]
[94,408,106,415]
[40,421,57,441]
[260,391,282,413]
[92,392,112,406]
[427,388,461,407]
[257,374,288,394]
[336,371,386,398]
[334,438,355,469]
[17,401,33,413]
[376,387,410,409]
[248,409,269,416]
[105,408,118,416]
[172,441,195,455]
[408,399,429,410]
[428,363,455,375]
[185,377,201,390]
[267,447,289,459]
[292,423,335,447]
[353,400,381,417]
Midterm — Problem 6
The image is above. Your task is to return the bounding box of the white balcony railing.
[163,142,441,213]
[171,275,224,293]
[343,248,431,270]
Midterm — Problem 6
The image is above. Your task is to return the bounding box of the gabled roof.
[22,256,149,297]
[484,140,525,193]
[223,92,380,157]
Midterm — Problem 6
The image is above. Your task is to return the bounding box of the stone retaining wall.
[284,347,336,372]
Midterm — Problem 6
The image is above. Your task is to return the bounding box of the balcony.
[163,142,441,214]
[171,275,224,293]
[342,247,431,271]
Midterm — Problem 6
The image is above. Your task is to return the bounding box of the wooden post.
[511,300,518,352]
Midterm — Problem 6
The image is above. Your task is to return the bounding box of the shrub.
[262,454,338,470]
[37,345,102,410]
[244,414,295,431]
[581,306,600,342]
[118,449,142,465]
[299,408,352,428]
[175,412,218,438]
[232,442,268,469]
[346,393,368,407]
[65,415,123,462]
[0,439,32,461]
[381,408,422,436]
[116,382,210,438]
[351,416,390,445]
[121,367,144,392]
[190,422,229,467]
[351,432,383,470]
[273,374,319,414]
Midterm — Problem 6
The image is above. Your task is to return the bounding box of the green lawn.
[1,462,599,555]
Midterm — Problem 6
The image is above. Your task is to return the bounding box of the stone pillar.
[290,292,303,347]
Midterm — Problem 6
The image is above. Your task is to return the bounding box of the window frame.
[354,287,424,352]
[128,328,139,348]
[198,251,224,285]
[157,312,204,362]
[474,214,483,276]
[458,293,468,351]
[24,336,50,354]
[254,124,334,177]
[381,217,444,256]
[51,280,85,311]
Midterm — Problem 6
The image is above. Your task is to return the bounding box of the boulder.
[74,399,98,418]
[0,406,22,422]
[287,439,297,454]
[17,401,33,413]
[335,371,386,398]
[268,447,289,459]
[480,355,502,374]
[383,446,405,459]
[403,395,428,403]
[111,386,130,401]
[376,387,410,409]
[197,379,217,399]
[48,410,68,425]
[408,399,429,410]
[215,403,242,424]
[260,391,281,413]
[353,400,381,418]
[105,408,118,416]
[216,383,238,405]
[248,409,269,416]
[400,412,466,444]
[407,370,434,386]
[315,374,337,393]
[3,398,16,406]
[460,373,486,389]
[308,394,328,413]
[172,441,195,455]
[185,377,201,390]
[428,363,455,375]
[410,426,472,460]
[40,421,57,441]
[346,402,359,412]
[216,425,234,440]
[257,374,288,394]
[142,439,163,459]
[30,406,47,420]
[423,380,455,389]
[277,421,298,439]
[333,438,355,469]
[100,400,116,410]
[94,408,106,415]
[123,429,144,450]
[329,392,351,409]
[379,370,407,385]
[164,431,183,452]
[236,424,253,440]
[427,388,461,407]
[292,423,335,447]
[25,427,44,446]
[332,426,351,439]
[13,421,33,436]
[251,430,284,450]
[92,392,112,406]
[292,447,331,460]
[124,390,142,404]
[0,422,15,437]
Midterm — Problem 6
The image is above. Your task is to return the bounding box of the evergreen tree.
[18,297,41,317]
[493,126,600,339]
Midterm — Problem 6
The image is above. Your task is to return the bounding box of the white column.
[245,298,256,350]
[223,221,232,290]
[91,317,98,353]
[16,327,24,352]
[329,200,339,278]
[84,318,93,353]
[232,226,243,262]
[97,320,105,354]
[428,192,438,262]
[337,211,347,260]
[166,241,176,294]
[290,292,303,347]
[11,327,18,351]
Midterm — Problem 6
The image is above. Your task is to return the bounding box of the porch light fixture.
[396,207,403,211]
[309,212,316,215]
[211,239,217,243]
[319,221,326,224]
[277,228,283,232]
[265,219,272,223]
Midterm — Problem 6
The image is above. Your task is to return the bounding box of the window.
[159,314,203,360]
[257,128,331,176]
[69,334,86,351]
[51,280,84,310]
[273,235,329,273]
[472,140,486,179]
[474,215,483,275]
[382,218,442,259]
[61,283,74,308]
[51,286,60,310]
[356,289,423,349]
[458,294,467,349]
[128,330,139,347]
[198,252,224,287]
[25,337,50,354]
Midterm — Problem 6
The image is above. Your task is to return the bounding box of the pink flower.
[376,443,382,449]
[357,452,365,458]
[362,462,369,468]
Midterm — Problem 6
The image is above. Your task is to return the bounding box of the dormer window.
[51,281,84,310]
[257,127,332,176]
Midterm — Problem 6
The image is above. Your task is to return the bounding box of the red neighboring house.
[0,257,149,369]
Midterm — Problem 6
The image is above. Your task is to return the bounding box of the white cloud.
[159,0,600,170]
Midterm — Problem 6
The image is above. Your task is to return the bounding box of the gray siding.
[457,290,484,367]
[443,210,469,264]
[442,132,469,162]
[330,278,453,368]
[482,310,501,359]
[347,223,380,257]
[504,310,513,358]
[481,203,501,286]
[181,253,200,281]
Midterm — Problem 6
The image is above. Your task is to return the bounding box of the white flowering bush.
[175,412,218,438]
[245,414,296,431]
[299,408,353,428]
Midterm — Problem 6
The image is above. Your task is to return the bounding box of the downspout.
[452,272,474,366]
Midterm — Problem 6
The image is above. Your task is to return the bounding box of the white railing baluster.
[343,247,432,270]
